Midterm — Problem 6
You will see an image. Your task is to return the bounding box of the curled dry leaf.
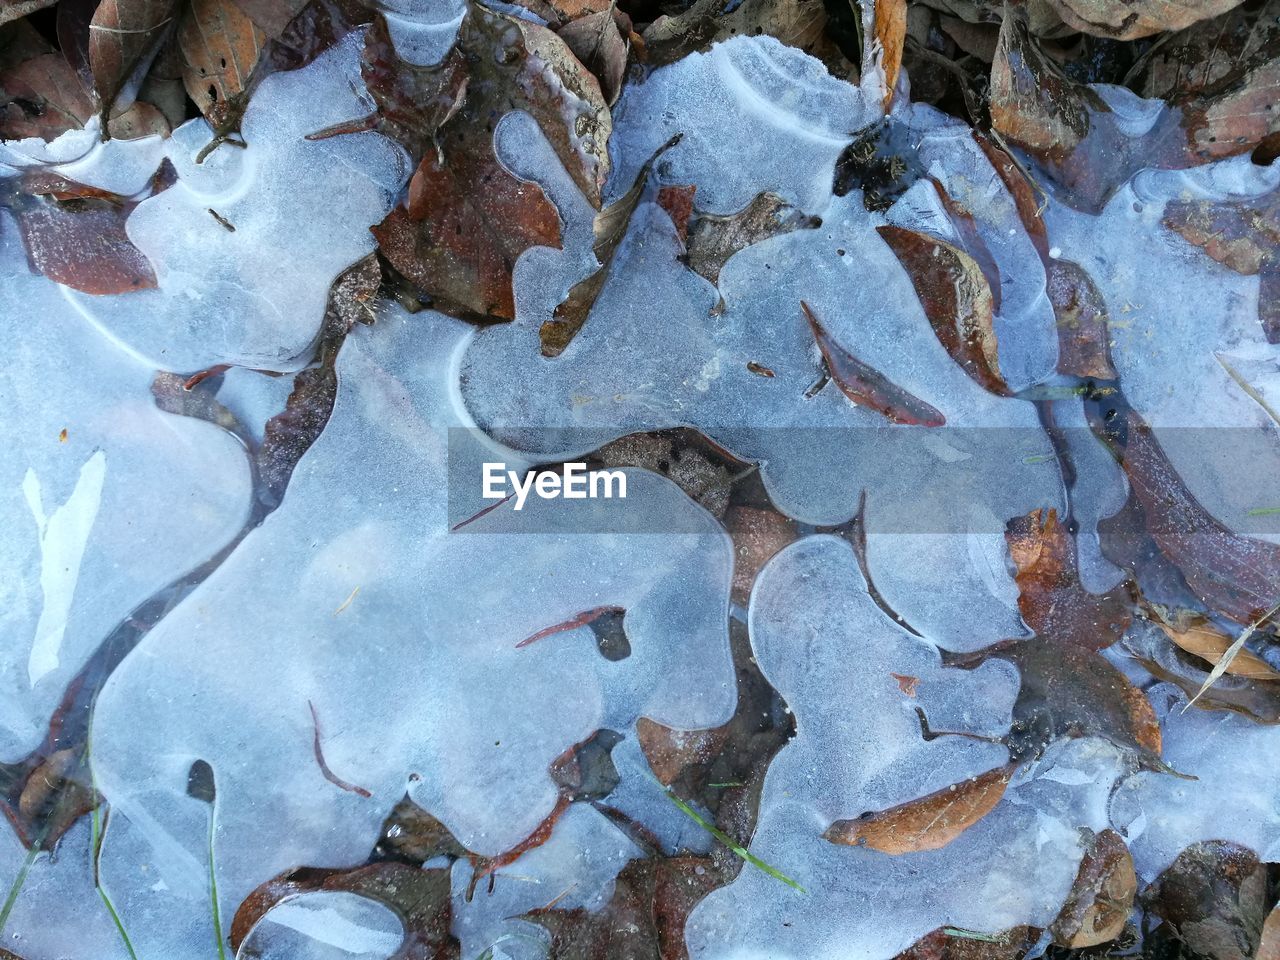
[89,0,178,123]
[823,763,1016,854]
[1046,258,1119,378]
[1260,903,1280,960]
[541,134,679,356]
[1050,828,1136,948]
[229,0,311,38]
[1005,508,1132,651]
[177,0,268,133]
[555,5,629,105]
[877,224,1004,395]
[802,301,947,426]
[1139,0,1280,101]
[1159,615,1280,680]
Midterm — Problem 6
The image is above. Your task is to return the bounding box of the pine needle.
[662,789,805,893]
[1185,598,1280,710]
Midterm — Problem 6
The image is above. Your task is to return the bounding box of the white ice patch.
[238,892,405,959]
[63,31,410,373]
[88,306,736,956]
[0,215,252,762]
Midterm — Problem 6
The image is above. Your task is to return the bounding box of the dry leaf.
[1046,258,1118,378]
[873,0,906,110]
[89,0,178,123]
[1050,828,1136,948]
[0,0,57,27]
[802,301,947,426]
[178,0,268,133]
[556,6,628,105]
[1043,0,1245,40]
[1159,616,1280,680]
[877,224,1004,394]
[1005,508,1132,650]
[823,763,1015,854]
[683,192,820,300]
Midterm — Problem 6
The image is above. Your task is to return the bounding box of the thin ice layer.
[1111,684,1280,881]
[1046,158,1280,542]
[88,305,736,957]
[464,119,1062,647]
[0,822,134,960]
[62,31,409,373]
[0,215,251,762]
[685,536,1126,959]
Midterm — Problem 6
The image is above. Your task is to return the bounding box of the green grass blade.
[209,807,227,960]
[943,927,1000,942]
[663,789,805,894]
[0,842,40,933]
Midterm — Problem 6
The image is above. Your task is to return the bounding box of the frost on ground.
[1,0,1280,958]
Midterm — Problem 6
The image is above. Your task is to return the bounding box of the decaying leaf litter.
[1,0,1280,957]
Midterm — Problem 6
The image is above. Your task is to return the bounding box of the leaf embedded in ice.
[89,0,178,124]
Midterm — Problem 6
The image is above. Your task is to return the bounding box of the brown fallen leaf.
[657,183,696,241]
[1046,258,1119,378]
[1044,0,1244,39]
[1005,508,1132,651]
[642,0,856,79]
[524,854,725,960]
[823,763,1016,854]
[229,0,310,38]
[13,187,158,295]
[724,505,798,606]
[1158,615,1280,680]
[893,925,1038,960]
[683,192,820,308]
[358,15,468,162]
[1142,840,1268,960]
[556,5,629,105]
[1118,414,1280,627]
[541,134,679,355]
[872,0,906,110]
[1050,828,1136,948]
[877,225,1005,395]
[0,51,167,141]
[452,3,610,207]
[1162,193,1280,342]
[177,0,268,134]
[803,301,947,425]
[638,717,730,786]
[89,0,178,126]
[1138,0,1280,101]
[376,146,560,321]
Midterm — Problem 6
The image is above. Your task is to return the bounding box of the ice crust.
[1,19,1279,960]
[684,536,1121,959]
[0,215,252,762]
[63,32,409,373]
[86,305,735,955]
[462,39,1067,649]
